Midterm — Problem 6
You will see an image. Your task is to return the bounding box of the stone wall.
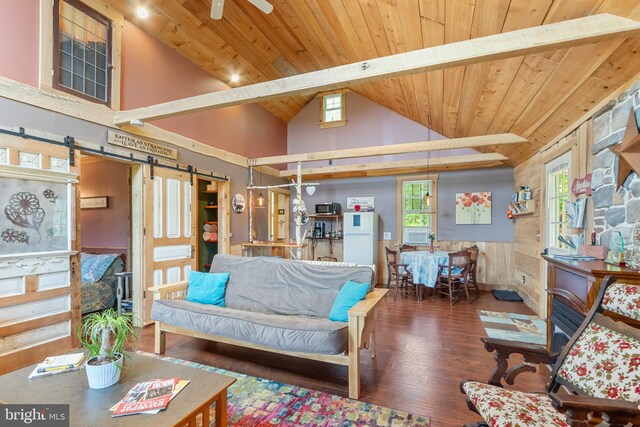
[591,81,640,248]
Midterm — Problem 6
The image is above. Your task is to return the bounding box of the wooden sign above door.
[107,131,178,160]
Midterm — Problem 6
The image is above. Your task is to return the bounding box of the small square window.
[53,0,111,106]
[320,93,346,128]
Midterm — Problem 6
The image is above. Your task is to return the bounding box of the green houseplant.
[77,309,138,389]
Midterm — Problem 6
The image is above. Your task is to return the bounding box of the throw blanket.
[81,253,120,285]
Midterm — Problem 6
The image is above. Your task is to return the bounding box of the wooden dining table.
[400,250,450,299]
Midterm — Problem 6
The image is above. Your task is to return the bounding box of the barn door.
[139,166,196,323]
[0,130,80,374]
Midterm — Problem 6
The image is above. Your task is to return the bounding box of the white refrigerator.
[343,212,378,266]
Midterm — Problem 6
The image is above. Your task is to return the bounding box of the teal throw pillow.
[185,271,229,306]
[329,280,370,322]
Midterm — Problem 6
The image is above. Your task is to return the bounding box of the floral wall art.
[455,192,492,225]
[0,178,69,255]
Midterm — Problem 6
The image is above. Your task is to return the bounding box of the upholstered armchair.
[461,275,640,427]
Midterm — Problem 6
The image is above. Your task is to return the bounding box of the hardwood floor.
[138,290,549,426]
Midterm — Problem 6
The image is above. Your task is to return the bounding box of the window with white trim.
[320,93,346,128]
[399,178,436,244]
[546,152,571,251]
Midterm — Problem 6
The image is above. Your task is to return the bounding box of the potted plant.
[77,309,138,389]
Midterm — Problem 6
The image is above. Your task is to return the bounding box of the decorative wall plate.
[232,193,245,214]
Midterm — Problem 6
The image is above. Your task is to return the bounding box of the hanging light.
[255,167,265,208]
[424,152,432,210]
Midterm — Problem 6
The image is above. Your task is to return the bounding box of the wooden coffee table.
[0,352,236,426]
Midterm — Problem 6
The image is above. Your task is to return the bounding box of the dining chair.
[398,244,418,252]
[384,247,417,300]
[462,244,480,299]
[434,250,470,305]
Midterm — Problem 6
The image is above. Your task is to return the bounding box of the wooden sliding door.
[134,166,196,324]
[0,130,80,373]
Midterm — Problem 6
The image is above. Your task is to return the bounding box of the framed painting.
[456,192,492,225]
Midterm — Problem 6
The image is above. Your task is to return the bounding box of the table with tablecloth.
[400,251,449,299]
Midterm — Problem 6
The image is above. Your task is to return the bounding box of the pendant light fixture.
[256,168,265,208]
[424,152,432,210]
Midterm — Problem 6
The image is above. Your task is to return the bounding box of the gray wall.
[291,167,515,242]
[0,98,280,243]
[437,167,514,242]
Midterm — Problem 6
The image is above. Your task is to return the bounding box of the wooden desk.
[543,255,640,350]
[0,352,235,427]
[240,241,305,258]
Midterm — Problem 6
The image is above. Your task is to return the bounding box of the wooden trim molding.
[0,76,281,176]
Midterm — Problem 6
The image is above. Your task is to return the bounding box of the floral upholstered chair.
[461,275,640,427]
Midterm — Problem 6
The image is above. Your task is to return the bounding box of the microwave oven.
[315,203,342,215]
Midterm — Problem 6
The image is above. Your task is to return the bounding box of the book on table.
[36,353,86,373]
[112,378,189,417]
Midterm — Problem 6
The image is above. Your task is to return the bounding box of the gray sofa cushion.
[151,299,348,355]
[210,254,374,318]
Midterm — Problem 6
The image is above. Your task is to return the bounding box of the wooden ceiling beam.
[114,14,640,126]
[251,133,525,166]
[278,153,508,179]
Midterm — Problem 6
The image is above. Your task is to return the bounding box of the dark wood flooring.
[138,290,549,426]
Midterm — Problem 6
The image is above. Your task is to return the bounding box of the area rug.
[478,310,546,345]
[138,351,430,426]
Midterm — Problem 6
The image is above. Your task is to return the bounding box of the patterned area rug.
[478,310,546,345]
[138,352,431,426]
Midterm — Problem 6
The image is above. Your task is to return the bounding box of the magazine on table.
[37,353,86,373]
[28,363,85,379]
[111,378,189,416]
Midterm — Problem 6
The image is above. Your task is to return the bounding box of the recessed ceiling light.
[136,7,149,19]
[231,74,240,83]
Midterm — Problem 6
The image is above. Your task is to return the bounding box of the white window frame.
[396,175,438,244]
[545,152,571,253]
[319,92,346,128]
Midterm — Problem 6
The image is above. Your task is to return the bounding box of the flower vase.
[429,240,435,253]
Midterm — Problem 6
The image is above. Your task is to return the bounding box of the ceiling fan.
[211,0,273,19]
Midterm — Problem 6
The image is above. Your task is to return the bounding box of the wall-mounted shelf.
[509,200,535,217]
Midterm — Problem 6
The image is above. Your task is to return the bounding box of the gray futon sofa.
[150,254,388,399]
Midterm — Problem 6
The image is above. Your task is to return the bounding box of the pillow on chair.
[440,267,464,276]
[185,271,230,306]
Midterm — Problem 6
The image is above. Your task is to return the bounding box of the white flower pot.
[85,353,123,389]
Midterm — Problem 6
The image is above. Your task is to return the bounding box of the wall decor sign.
[346,197,374,210]
[0,177,69,255]
[108,131,178,160]
[80,196,108,209]
[232,194,245,214]
[571,173,592,196]
[455,192,492,225]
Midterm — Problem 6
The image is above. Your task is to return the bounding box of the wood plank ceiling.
[110,0,640,166]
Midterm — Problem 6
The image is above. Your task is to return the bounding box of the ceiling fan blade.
[247,0,273,14]
[210,0,225,19]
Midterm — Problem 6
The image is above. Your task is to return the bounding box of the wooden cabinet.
[543,255,640,350]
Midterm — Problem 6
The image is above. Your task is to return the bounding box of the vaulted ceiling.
[110,0,640,165]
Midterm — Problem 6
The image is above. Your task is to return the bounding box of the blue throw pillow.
[185,271,229,306]
[329,281,370,322]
